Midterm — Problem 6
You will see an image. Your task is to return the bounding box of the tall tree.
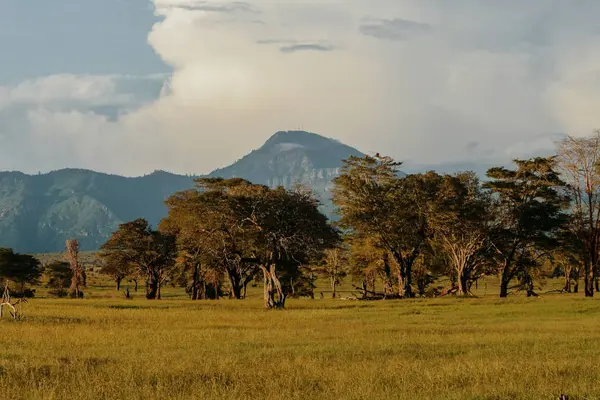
[244,185,340,308]
[101,219,176,300]
[317,247,349,298]
[485,157,569,298]
[0,249,42,296]
[66,239,84,298]
[429,172,493,296]
[555,133,600,297]
[551,229,584,293]
[347,236,384,298]
[161,180,258,300]
[333,155,440,298]
[98,255,133,291]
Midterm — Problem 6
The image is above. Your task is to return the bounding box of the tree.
[485,157,569,298]
[162,179,338,307]
[347,236,385,298]
[66,239,85,298]
[243,185,340,308]
[333,155,441,298]
[98,255,133,291]
[161,180,258,300]
[549,227,584,293]
[429,172,493,296]
[173,250,212,300]
[555,133,600,297]
[0,248,42,296]
[45,261,72,297]
[317,247,349,298]
[100,219,176,300]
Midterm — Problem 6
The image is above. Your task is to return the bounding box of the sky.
[1,0,600,176]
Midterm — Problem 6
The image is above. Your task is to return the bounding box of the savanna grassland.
[2,283,600,400]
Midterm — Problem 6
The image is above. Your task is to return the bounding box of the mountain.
[0,131,363,253]
[210,130,363,186]
[0,169,196,253]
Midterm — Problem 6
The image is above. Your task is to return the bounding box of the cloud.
[0,74,165,106]
[359,18,431,41]
[156,1,261,14]
[257,40,336,53]
[4,0,600,177]
[279,44,335,53]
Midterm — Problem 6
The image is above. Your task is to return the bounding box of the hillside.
[0,169,195,253]
[0,131,363,253]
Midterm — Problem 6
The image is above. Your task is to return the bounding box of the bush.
[17,288,36,298]
[69,290,84,299]
[48,289,68,298]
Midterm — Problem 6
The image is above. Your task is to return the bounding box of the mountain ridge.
[0,131,363,253]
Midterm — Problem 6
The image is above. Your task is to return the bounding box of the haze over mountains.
[0,131,365,253]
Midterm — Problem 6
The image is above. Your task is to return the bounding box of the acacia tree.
[0,249,42,296]
[552,229,584,293]
[347,236,384,298]
[161,179,258,300]
[101,219,176,300]
[317,247,349,298]
[485,157,569,298]
[333,155,441,298]
[555,133,600,297]
[98,255,132,291]
[429,172,493,296]
[244,185,340,308]
[45,261,72,297]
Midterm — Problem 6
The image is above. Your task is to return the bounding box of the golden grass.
[1,292,599,399]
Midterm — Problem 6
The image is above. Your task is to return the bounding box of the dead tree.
[66,239,84,298]
[0,281,26,320]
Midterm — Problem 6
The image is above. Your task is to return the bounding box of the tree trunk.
[116,278,122,291]
[133,279,139,292]
[262,267,274,308]
[398,263,414,298]
[574,280,579,293]
[146,277,159,300]
[270,265,286,308]
[331,278,337,299]
[392,251,414,299]
[242,280,248,299]
[261,265,286,308]
[499,263,511,298]
[227,271,243,300]
[584,260,595,297]
[564,265,572,293]
[457,268,469,296]
[191,264,200,300]
[157,282,162,300]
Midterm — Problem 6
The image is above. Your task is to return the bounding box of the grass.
[1,290,600,399]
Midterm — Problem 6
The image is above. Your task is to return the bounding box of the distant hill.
[0,169,196,253]
[0,131,364,253]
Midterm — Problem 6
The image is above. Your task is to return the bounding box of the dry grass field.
[1,282,599,400]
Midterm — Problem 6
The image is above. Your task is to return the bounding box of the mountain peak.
[264,130,337,147]
[209,131,364,186]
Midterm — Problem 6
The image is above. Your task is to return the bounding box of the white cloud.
[3,0,600,176]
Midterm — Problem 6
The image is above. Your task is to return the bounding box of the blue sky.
[1,1,600,176]
[0,0,169,84]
